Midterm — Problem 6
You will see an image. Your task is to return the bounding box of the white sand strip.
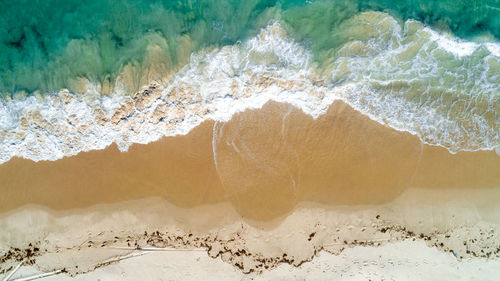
[2,241,500,281]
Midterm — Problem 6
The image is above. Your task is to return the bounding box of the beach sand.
[1,100,499,279]
[6,241,500,281]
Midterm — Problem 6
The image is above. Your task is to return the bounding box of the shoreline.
[1,101,499,216]
[1,100,499,278]
[1,4,499,280]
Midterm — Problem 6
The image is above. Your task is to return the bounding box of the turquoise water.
[0,0,499,95]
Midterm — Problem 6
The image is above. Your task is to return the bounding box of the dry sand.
[1,100,499,279]
[6,241,500,281]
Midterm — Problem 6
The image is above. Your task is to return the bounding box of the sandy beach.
[6,241,500,281]
[1,100,499,279]
[1,1,500,279]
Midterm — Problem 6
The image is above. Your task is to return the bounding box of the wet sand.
[0,100,499,221]
[1,100,500,277]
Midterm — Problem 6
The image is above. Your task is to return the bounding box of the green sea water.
[1,0,499,95]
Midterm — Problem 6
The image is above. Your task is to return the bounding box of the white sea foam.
[0,14,499,164]
[486,43,500,57]
[428,28,481,57]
